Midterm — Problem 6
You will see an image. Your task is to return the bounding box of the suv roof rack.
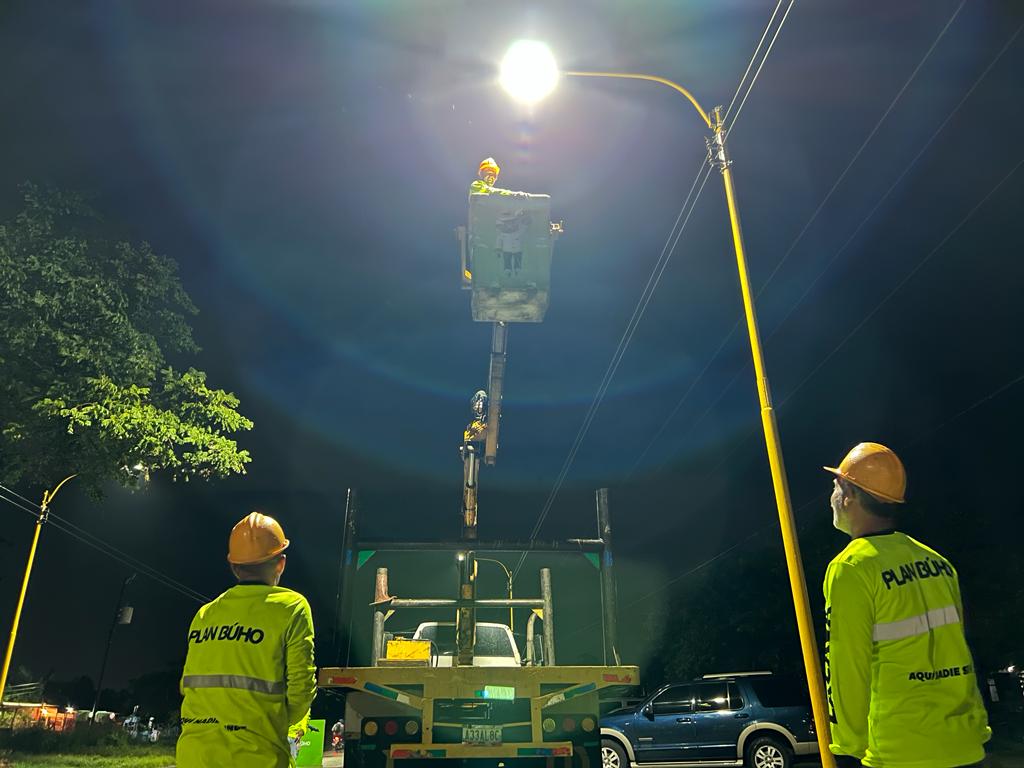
[700,671,773,680]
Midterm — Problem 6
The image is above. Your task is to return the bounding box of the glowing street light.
[499,40,559,104]
[498,42,836,768]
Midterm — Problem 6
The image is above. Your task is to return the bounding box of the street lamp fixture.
[498,43,835,768]
[475,556,515,632]
[499,40,559,105]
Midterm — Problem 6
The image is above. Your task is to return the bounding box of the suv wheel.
[744,735,792,768]
[601,738,629,768]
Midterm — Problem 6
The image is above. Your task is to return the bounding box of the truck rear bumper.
[390,742,573,760]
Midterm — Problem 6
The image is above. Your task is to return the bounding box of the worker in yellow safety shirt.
[469,157,532,197]
[823,442,991,768]
[176,512,317,768]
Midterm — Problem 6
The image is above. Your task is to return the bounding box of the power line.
[46,518,207,604]
[515,2,801,570]
[620,0,803,481]
[47,511,210,603]
[605,360,1024,631]
[724,0,787,121]
[727,0,796,130]
[0,491,42,519]
[0,483,38,508]
[752,0,966,302]
[623,3,994,476]
[764,20,1024,344]
[625,320,741,479]
[512,160,714,581]
[777,156,1023,411]
[662,150,1024,501]
[908,372,1024,448]
[0,483,210,603]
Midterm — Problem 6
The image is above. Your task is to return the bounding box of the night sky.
[1,0,1022,703]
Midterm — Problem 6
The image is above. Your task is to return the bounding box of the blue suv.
[601,673,817,768]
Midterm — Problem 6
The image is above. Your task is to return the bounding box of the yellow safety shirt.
[824,531,990,768]
[176,583,316,768]
[469,179,527,197]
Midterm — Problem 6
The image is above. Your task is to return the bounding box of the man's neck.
[849,514,897,539]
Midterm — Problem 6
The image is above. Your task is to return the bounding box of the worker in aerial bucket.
[176,512,316,768]
[822,442,990,768]
[469,157,533,197]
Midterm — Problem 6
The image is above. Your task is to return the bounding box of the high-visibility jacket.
[469,180,528,197]
[824,531,990,768]
[176,583,317,768]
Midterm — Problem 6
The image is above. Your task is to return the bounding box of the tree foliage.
[0,185,252,496]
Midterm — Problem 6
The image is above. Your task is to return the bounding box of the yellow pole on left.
[0,474,77,704]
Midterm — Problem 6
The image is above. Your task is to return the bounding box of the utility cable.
[608,362,1024,628]
[620,0,799,481]
[624,5,1003,476]
[47,510,210,603]
[0,491,42,519]
[0,483,209,603]
[515,0,800,567]
[727,0,796,131]
[777,156,1023,411]
[0,483,38,508]
[583,360,1024,643]
[765,20,1024,343]
[45,518,207,604]
[724,0,787,121]
[907,372,1024,448]
[751,0,965,302]
[512,161,714,581]
[626,323,741,481]
[669,150,1024,502]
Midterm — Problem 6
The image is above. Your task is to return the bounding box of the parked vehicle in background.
[600,672,818,768]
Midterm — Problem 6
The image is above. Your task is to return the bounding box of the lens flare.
[500,40,558,104]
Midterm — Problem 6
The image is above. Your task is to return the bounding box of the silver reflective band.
[872,604,960,642]
[182,674,285,695]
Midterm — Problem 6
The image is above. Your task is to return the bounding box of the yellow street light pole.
[0,474,77,705]
[562,70,836,768]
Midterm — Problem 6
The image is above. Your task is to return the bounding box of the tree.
[0,185,252,496]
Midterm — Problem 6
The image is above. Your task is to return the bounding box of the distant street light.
[499,43,836,768]
[475,556,515,632]
[0,474,78,706]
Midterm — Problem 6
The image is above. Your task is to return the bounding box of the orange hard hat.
[824,442,906,504]
[227,512,290,565]
[478,157,500,176]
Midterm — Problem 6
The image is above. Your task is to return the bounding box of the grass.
[1,745,175,768]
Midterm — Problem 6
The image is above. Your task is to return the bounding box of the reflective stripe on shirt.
[872,604,960,642]
[182,674,286,695]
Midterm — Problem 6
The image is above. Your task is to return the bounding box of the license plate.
[462,725,502,745]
